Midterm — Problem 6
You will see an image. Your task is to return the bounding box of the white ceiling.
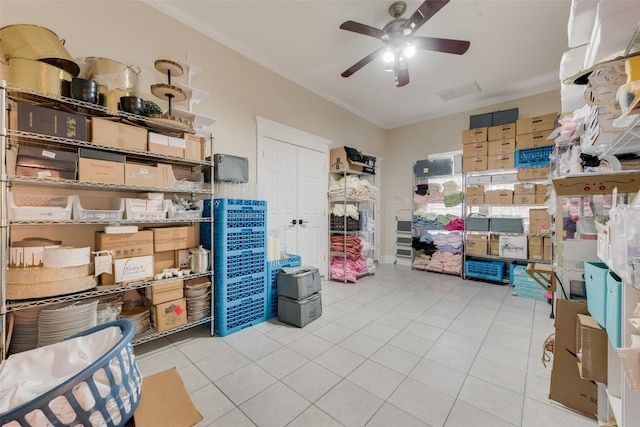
[146,0,571,129]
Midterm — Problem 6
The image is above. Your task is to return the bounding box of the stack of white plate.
[37,301,98,347]
[185,280,211,322]
[8,307,42,354]
[119,307,151,337]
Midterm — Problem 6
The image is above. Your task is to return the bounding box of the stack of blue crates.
[266,254,302,319]
[211,199,268,336]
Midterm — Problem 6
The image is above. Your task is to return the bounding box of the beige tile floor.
[134,264,597,427]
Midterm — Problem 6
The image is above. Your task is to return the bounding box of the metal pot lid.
[189,245,210,254]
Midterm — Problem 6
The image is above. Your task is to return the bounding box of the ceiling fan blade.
[395,60,410,88]
[339,20,386,39]
[341,47,387,78]
[402,0,450,35]
[413,36,470,55]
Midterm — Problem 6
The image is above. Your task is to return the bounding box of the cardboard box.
[536,193,548,204]
[10,101,87,141]
[515,129,554,149]
[17,145,78,163]
[466,195,484,205]
[543,236,552,261]
[145,278,184,305]
[154,250,176,274]
[530,208,551,234]
[462,127,488,144]
[487,153,515,170]
[576,314,608,384]
[465,234,488,255]
[513,193,536,205]
[516,112,557,135]
[133,368,203,427]
[488,123,517,141]
[168,136,187,149]
[125,162,165,187]
[488,138,516,155]
[466,186,484,197]
[489,234,500,256]
[462,156,487,172]
[78,157,124,185]
[184,135,204,161]
[485,190,513,205]
[113,255,154,283]
[16,155,77,172]
[152,298,187,332]
[462,142,488,157]
[330,146,367,172]
[151,226,196,252]
[517,166,550,181]
[514,183,547,194]
[528,236,544,260]
[552,171,640,196]
[91,117,147,151]
[549,299,597,419]
[96,230,154,259]
[499,235,528,259]
[148,141,184,158]
[15,166,76,180]
[148,132,169,146]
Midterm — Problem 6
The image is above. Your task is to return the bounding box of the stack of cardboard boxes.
[515,112,557,181]
[96,225,197,332]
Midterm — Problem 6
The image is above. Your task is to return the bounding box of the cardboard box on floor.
[132,367,203,427]
[549,299,597,420]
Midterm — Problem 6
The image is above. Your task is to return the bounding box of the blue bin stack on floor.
[211,199,268,336]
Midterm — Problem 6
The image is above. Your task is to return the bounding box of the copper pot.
[0,24,79,76]
[5,57,73,96]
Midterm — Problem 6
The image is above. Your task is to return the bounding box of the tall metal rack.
[0,81,215,357]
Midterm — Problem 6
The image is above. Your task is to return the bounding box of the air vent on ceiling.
[436,81,481,101]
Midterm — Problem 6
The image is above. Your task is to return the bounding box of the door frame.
[256,116,331,271]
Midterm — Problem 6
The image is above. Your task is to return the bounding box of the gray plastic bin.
[466,214,490,231]
[490,217,524,233]
[278,293,322,327]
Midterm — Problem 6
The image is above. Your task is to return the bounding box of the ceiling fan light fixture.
[404,43,415,58]
[383,49,395,63]
[384,62,394,72]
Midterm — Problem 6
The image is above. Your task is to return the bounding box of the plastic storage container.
[267,255,302,319]
[606,271,622,348]
[277,293,322,328]
[124,198,168,220]
[167,199,204,220]
[585,261,609,328]
[73,195,124,220]
[465,260,506,281]
[8,192,72,221]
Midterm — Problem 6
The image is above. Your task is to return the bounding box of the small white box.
[167,136,187,149]
[114,255,154,283]
[499,235,528,259]
[146,199,164,212]
[148,133,169,145]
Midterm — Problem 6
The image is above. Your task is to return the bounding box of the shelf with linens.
[327,147,377,283]
[411,155,464,275]
[1,82,215,359]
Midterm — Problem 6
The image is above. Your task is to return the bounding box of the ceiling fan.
[340,0,470,87]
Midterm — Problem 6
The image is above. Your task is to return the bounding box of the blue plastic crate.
[214,249,266,280]
[515,146,553,168]
[465,260,506,281]
[215,272,267,304]
[509,263,529,283]
[214,227,266,252]
[213,199,267,229]
[266,254,302,319]
[215,294,267,337]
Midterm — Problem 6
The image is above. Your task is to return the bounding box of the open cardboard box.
[131,368,203,427]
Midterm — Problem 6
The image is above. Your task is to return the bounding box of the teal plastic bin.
[585,261,608,328]
[606,271,622,348]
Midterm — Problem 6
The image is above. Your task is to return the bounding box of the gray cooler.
[277,266,321,300]
[278,293,322,328]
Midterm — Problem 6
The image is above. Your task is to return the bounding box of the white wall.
[1,1,562,263]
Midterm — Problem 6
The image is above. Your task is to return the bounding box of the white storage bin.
[72,195,124,220]
[167,199,204,219]
[124,198,169,220]
[8,192,72,221]
[172,171,204,190]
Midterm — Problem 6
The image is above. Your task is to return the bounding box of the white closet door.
[257,134,328,275]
